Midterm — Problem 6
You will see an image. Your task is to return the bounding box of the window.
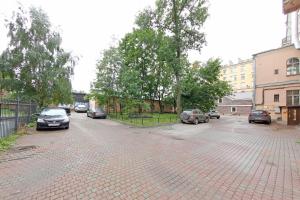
[241,74,245,80]
[231,107,236,113]
[274,94,279,102]
[274,69,279,74]
[287,57,300,75]
[233,75,237,81]
[287,90,300,106]
[240,66,245,72]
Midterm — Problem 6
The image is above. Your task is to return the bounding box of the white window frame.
[231,107,237,113]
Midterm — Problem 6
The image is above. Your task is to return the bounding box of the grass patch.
[109,113,178,127]
[0,134,19,151]
[297,141,300,144]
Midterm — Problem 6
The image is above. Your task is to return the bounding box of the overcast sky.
[0,0,286,92]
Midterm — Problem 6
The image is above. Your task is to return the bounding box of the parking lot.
[0,113,300,200]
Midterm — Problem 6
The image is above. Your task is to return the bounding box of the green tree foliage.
[0,7,76,106]
[182,58,232,112]
[91,46,121,113]
[136,0,209,115]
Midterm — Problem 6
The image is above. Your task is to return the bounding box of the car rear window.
[251,111,264,114]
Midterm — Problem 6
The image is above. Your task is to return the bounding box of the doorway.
[288,107,300,125]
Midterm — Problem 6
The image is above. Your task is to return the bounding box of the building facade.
[254,45,300,125]
[217,92,253,115]
[220,59,254,93]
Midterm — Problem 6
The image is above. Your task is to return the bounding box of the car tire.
[194,118,199,125]
[36,127,40,131]
[181,120,184,124]
[266,120,271,125]
[217,117,220,119]
[248,120,252,123]
[205,118,209,123]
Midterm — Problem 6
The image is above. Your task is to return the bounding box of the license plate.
[48,123,60,127]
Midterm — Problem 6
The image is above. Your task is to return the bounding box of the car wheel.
[217,116,220,119]
[248,120,252,123]
[36,127,40,131]
[205,118,209,123]
[194,118,199,125]
[266,120,271,125]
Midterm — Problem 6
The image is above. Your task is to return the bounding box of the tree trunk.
[175,75,181,117]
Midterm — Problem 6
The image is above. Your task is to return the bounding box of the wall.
[255,45,300,86]
[217,105,252,115]
[221,59,254,93]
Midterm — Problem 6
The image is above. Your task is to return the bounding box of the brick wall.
[217,105,252,115]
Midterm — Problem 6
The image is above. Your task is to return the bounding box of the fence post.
[28,100,32,123]
[15,98,19,131]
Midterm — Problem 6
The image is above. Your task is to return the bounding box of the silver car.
[87,108,107,119]
[180,109,209,124]
[75,104,88,113]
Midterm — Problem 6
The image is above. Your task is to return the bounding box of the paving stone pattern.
[0,114,300,200]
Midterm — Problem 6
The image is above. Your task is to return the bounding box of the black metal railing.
[0,99,37,138]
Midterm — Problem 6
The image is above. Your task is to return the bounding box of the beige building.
[254,45,300,125]
[220,59,254,93]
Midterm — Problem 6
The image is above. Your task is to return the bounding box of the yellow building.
[220,59,254,93]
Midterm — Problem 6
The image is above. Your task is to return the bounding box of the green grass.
[297,141,300,144]
[0,134,19,151]
[109,113,178,127]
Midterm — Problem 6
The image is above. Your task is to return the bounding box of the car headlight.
[37,118,44,123]
[62,117,69,123]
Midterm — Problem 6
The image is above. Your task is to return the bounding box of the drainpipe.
[291,11,300,49]
[252,57,256,110]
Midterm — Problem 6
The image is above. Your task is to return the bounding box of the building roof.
[252,44,294,57]
[228,92,253,100]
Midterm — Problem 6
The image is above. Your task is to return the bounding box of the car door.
[198,110,204,121]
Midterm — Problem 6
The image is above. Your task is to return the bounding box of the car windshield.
[183,110,192,114]
[95,108,104,112]
[41,109,67,116]
[78,105,86,108]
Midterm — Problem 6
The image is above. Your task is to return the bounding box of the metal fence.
[0,99,37,138]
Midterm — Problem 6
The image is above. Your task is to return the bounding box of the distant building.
[72,92,89,108]
[217,92,253,115]
[220,59,254,93]
[253,45,300,125]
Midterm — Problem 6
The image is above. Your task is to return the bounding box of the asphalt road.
[0,113,300,200]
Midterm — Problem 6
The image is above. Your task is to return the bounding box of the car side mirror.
[33,113,40,117]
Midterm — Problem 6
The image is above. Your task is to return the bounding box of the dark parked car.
[36,108,70,130]
[87,108,107,119]
[208,110,220,119]
[58,105,71,115]
[180,109,209,124]
[75,104,88,113]
[248,110,271,124]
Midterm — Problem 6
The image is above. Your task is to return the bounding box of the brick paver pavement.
[0,114,299,200]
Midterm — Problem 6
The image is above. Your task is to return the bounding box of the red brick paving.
[0,114,299,200]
